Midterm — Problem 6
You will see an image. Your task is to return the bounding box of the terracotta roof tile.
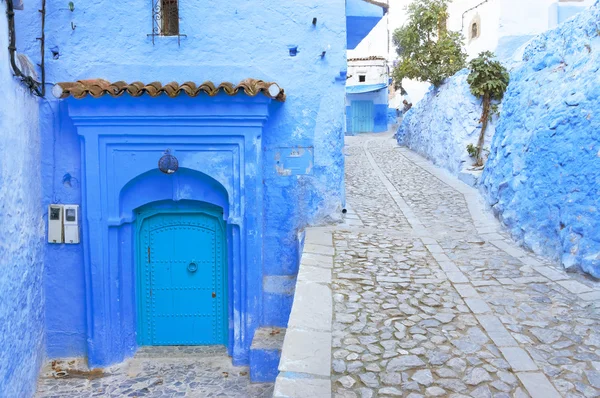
[348,56,387,62]
[53,78,286,102]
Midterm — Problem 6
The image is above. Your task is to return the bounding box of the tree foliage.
[467,51,510,166]
[467,51,510,101]
[392,0,466,88]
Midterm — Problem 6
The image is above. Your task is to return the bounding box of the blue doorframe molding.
[65,93,274,367]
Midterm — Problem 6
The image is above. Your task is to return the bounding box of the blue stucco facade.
[1,0,391,383]
[0,2,45,396]
[346,0,385,49]
[59,94,276,366]
[482,1,600,277]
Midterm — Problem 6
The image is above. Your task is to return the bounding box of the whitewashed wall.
[347,60,388,86]
[348,16,390,58]
[448,0,501,59]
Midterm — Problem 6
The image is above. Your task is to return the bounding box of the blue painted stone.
[397,1,600,277]
[482,1,600,277]
[249,327,285,383]
[249,348,281,383]
[396,69,496,175]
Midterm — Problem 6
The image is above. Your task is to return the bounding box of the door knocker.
[187,262,198,273]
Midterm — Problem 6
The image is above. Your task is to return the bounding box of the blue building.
[1,0,384,394]
[346,56,390,134]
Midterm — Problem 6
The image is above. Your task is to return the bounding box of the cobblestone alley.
[36,133,600,398]
[330,133,600,398]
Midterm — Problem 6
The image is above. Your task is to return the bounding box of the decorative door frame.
[65,94,272,367]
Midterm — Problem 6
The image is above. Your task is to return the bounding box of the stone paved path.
[35,347,273,397]
[332,133,600,398]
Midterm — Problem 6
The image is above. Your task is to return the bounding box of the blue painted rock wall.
[482,1,600,277]
[397,69,497,175]
[0,3,45,396]
[15,0,347,358]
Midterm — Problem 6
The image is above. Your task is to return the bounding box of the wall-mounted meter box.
[48,205,64,243]
[63,205,80,244]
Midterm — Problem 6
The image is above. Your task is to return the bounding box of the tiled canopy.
[52,78,286,101]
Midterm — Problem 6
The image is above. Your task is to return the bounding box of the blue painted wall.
[346,0,385,49]
[557,5,587,23]
[14,0,347,365]
[0,3,45,396]
[396,69,497,176]
[482,1,600,277]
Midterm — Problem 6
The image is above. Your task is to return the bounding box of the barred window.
[161,0,179,36]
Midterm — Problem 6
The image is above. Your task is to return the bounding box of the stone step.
[134,345,228,359]
[249,327,286,383]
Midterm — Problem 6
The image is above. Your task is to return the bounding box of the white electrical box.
[63,205,80,244]
[48,205,64,243]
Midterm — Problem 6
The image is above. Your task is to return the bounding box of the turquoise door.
[351,100,374,133]
[137,210,227,345]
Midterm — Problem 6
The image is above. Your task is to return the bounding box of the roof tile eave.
[54,78,286,102]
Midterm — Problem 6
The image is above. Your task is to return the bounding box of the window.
[161,0,179,36]
[359,75,366,83]
[471,22,478,39]
[149,0,185,45]
[468,15,481,41]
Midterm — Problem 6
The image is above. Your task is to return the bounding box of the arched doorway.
[66,94,270,367]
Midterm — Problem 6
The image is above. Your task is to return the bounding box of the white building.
[449,0,596,61]
[346,1,393,134]
[346,56,390,133]
[360,0,596,106]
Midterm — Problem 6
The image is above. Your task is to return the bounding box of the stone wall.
[481,1,600,277]
[397,69,497,177]
[396,1,600,277]
[0,2,45,396]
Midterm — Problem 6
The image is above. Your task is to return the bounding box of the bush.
[467,51,509,166]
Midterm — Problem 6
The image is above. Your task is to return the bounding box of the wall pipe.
[38,0,45,97]
[5,0,45,97]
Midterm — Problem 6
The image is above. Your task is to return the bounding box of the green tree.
[392,0,466,88]
[467,51,510,166]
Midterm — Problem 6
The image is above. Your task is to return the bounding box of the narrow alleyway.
[332,133,600,398]
[35,133,600,398]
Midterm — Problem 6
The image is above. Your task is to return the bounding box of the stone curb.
[397,146,600,302]
[274,227,334,398]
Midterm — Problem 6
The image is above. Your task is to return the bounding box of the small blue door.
[351,100,374,133]
[137,209,227,345]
